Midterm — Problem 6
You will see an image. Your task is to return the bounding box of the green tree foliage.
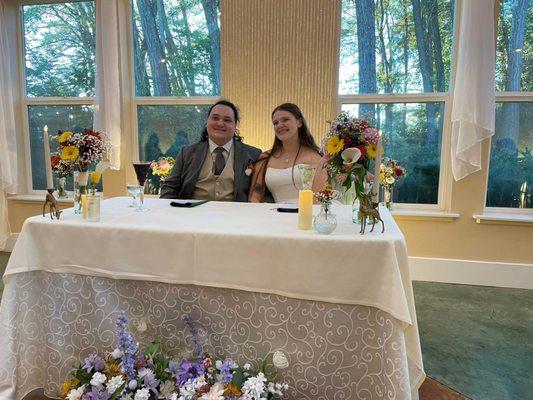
[131,0,220,97]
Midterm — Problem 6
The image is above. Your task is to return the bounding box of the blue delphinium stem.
[181,314,202,360]
[116,311,138,380]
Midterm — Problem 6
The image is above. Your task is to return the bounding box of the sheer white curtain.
[94,0,121,170]
[0,1,18,251]
[451,0,496,181]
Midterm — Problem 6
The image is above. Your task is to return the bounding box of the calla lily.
[341,147,362,165]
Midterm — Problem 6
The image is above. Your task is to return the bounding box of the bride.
[249,103,327,203]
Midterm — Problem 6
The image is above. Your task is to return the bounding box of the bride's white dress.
[265,165,304,203]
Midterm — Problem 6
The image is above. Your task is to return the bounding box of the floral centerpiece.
[379,158,406,210]
[150,157,175,180]
[50,154,73,198]
[53,129,109,213]
[323,112,380,198]
[323,112,381,227]
[61,312,288,400]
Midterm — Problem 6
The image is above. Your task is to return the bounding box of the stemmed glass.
[132,161,151,211]
[126,184,142,208]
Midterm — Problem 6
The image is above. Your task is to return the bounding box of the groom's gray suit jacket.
[159,139,261,202]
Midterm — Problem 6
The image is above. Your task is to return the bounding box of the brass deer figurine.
[43,189,62,220]
[358,191,384,234]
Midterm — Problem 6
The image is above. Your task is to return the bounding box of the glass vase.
[381,184,394,211]
[57,176,68,199]
[73,171,89,215]
[314,203,337,234]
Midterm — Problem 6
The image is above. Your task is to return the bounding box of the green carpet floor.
[413,281,533,399]
[1,252,532,399]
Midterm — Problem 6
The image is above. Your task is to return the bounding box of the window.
[131,0,221,193]
[339,0,454,205]
[487,0,532,209]
[22,1,95,192]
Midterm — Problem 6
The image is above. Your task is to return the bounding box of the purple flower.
[142,369,160,396]
[182,314,202,360]
[116,312,138,380]
[82,386,111,400]
[219,358,234,383]
[171,359,205,386]
[82,354,105,373]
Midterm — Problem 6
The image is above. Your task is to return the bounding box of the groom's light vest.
[193,145,234,201]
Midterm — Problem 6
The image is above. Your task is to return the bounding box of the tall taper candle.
[372,130,383,203]
[43,125,53,189]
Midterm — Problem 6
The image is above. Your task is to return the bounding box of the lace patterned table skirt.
[0,271,418,399]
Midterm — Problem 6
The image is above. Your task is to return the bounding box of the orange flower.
[51,155,60,168]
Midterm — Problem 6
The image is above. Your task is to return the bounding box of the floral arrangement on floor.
[323,112,380,198]
[379,158,405,186]
[53,129,109,173]
[150,157,175,180]
[61,312,288,400]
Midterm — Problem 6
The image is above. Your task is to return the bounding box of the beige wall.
[7,0,533,264]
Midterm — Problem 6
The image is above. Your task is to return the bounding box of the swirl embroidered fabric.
[0,272,418,400]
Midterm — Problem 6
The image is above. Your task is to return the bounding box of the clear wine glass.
[126,184,141,208]
[132,162,151,211]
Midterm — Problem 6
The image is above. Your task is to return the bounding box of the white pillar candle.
[43,125,53,189]
[372,130,383,203]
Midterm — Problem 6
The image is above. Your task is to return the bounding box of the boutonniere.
[245,159,255,176]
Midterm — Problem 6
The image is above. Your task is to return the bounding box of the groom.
[160,100,261,201]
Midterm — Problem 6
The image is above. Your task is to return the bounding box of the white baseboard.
[1,233,18,252]
[409,256,533,290]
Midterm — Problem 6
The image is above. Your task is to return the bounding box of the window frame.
[18,0,96,195]
[485,0,533,214]
[337,0,459,211]
[124,0,221,164]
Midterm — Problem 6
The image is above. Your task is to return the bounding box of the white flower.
[341,147,362,165]
[170,394,178,400]
[136,318,148,332]
[200,382,225,400]
[159,380,177,400]
[215,359,222,369]
[90,372,107,388]
[180,378,206,400]
[134,388,150,400]
[66,386,85,400]
[245,167,252,176]
[107,375,125,394]
[243,363,251,370]
[128,379,138,390]
[272,350,289,369]
[137,367,152,379]
[111,348,124,359]
[241,372,267,399]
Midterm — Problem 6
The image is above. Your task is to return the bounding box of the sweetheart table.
[0,197,424,399]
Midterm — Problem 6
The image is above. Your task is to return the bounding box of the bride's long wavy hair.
[253,103,321,199]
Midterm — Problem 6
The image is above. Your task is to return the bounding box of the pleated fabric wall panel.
[220,0,341,151]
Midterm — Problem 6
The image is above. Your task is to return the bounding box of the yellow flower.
[366,144,377,158]
[61,146,79,161]
[90,171,101,185]
[326,136,344,155]
[104,361,123,377]
[58,131,73,144]
[224,382,242,396]
[60,378,79,398]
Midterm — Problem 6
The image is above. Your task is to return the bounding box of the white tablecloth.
[2,197,424,398]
